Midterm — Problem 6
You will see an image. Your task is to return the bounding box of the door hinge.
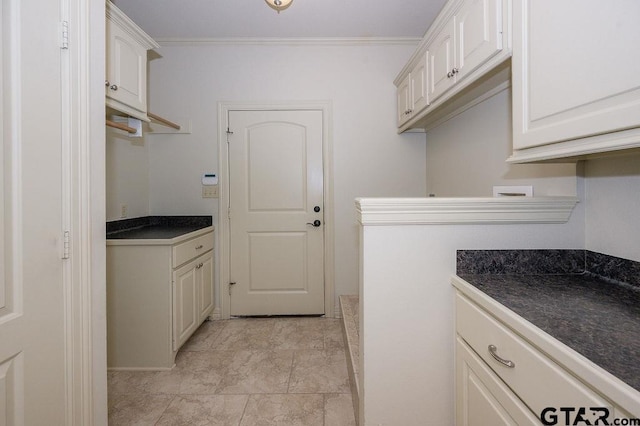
[226,127,233,135]
[227,207,231,219]
[229,282,236,296]
[60,21,69,50]
[62,230,70,259]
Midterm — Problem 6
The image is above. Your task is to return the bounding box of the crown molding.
[154,37,422,47]
[356,197,580,226]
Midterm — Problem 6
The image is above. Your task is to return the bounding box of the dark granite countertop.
[456,250,640,394]
[107,216,212,240]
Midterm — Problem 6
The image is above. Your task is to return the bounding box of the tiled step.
[340,295,359,424]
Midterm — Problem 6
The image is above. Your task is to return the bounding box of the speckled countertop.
[107,216,212,240]
[456,250,640,393]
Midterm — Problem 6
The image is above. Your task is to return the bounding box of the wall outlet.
[120,204,128,218]
[202,185,218,198]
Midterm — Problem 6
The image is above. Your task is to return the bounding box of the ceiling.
[111,0,448,40]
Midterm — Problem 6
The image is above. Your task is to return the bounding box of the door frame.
[217,101,335,319]
[66,0,107,423]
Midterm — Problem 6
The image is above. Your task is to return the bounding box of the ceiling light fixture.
[265,0,293,13]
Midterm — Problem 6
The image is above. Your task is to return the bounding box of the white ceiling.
[111,0,448,40]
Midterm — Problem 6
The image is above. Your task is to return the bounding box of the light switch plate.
[202,185,218,198]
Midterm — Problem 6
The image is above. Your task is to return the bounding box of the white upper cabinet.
[428,19,456,102]
[397,53,429,127]
[397,74,412,127]
[106,1,158,122]
[510,0,640,162]
[455,0,503,81]
[396,0,510,132]
[411,54,429,116]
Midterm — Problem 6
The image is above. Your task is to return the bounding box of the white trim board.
[156,37,421,47]
[356,197,580,225]
[217,101,335,319]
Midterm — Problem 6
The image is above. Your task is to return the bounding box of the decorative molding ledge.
[356,197,579,226]
[155,36,421,47]
[508,127,640,163]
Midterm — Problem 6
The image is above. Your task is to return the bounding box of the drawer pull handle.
[195,245,204,250]
[488,345,515,368]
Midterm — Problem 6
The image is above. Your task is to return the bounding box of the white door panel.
[248,232,308,291]
[0,0,67,423]
[228,110,324,316]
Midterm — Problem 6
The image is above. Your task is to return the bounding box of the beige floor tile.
[155,394,248,426]
[180,320,226,352]
[211,319,276,350]
[324,394,357,426]
[215,350,294,394]
[288,349,350,394]
[107,370,159,395]
[270,318,325,350]
[108,317,357,424]
[108,393,174,426]
[324,319,346,350]
[240,394,324,426]
[141,351,229,394]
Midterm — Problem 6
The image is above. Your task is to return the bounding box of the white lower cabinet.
[173,251,214,351]
[456,337,539,426]
[107,229,214,370]
[455,291,626,425]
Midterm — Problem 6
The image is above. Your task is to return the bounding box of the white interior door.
[228,110,324,316]
[0,0,68,423]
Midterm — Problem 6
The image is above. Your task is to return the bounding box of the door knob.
[306,220,321,227]
[314,206,321,212]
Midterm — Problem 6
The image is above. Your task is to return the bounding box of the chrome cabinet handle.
[109,84,118,91]
[195,262,203,269]
[447,71,453,78]
[452,67,459,74]
[105,80,110,87]
[195,245,204,250]
[488,345,515,368]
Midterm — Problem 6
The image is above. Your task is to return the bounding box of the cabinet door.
[106,19,148,115]
[397,74,412,126]
[513,0,640,150]
[411,53,429,115]
[455,0,502,81]
[173,260,198,351]
[197,252,214,322]
[428,18,457,102]
[456,338,539,426]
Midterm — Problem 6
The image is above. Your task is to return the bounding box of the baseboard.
[211,307,222,320]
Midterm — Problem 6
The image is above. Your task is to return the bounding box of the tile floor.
[108,317,356,425]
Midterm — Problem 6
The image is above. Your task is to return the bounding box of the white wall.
[583,153,640,262]
[425,89,577,197]
[143,41,427,305]
[105,128,150,221]
[358,205,585,426]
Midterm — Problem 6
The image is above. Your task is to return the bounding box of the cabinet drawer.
[173,232,213,267]
[456,293,612,419]
[456,337,540,426]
